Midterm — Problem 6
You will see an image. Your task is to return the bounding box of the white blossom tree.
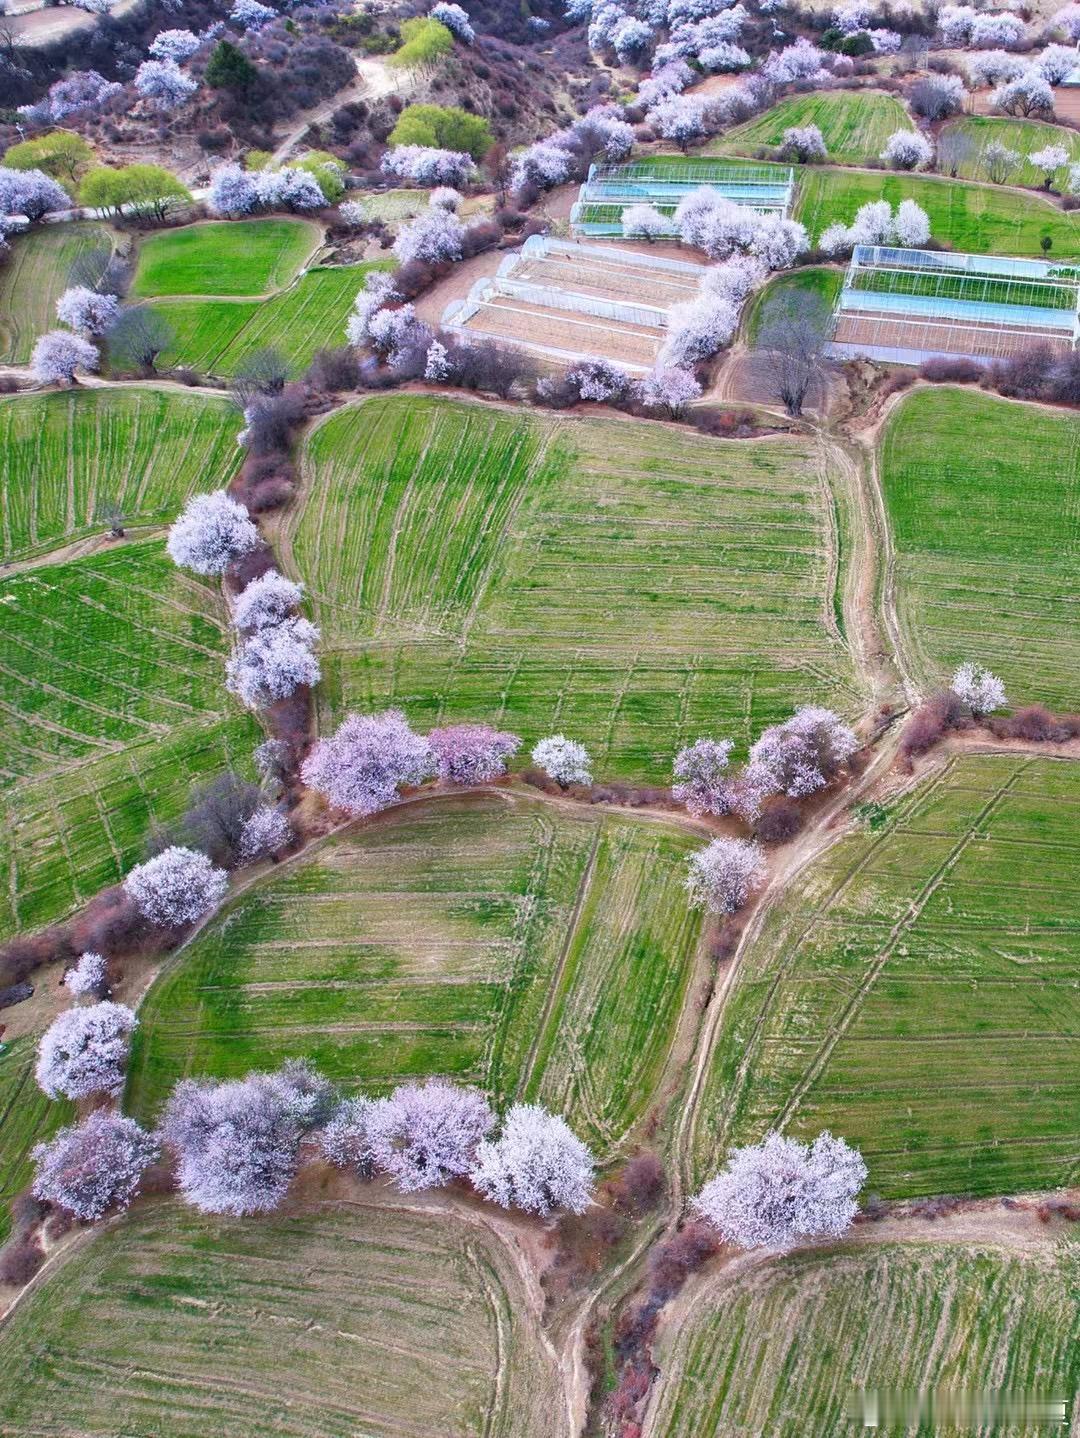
[685,837,765,914]
[700,254,767,303]
[230,0,276,28]
[761,37,827,83]
[638,59,694,106]
[430,1,475,41]
[745,706,857,800]
[36,1001,137,1100]
[531,735,592,788]
[893,198,931,247]
[1035,44,1079,85]
[510,139,576,194]
[0,166,70,220]
[226,617,321,708]
[660,294,738,366]
[162,1063,332,1216]
[123,845,229,927]
[344,272,400,348]
[966,50,1025,87]
[779,124,826,163]
[368,1079,494,1192]
[471,1104,595,1215]
[881,130,933,171]
[1052,1,1080,41]
[847,199,895,246]
[56,286,119,336]
[568,356,632,402]
[951,662,1007,715]
[646,96,710,150]
[970,11,1025,47]
[637,365,702,416]
[32,1112,159,1221]
[424,339,454,381]
[134,59,198,110]
[167,490,260,574]
[992,71,1054,118]
[429,186,462,211]
[149,27,202,61]
[750,216,808,271]
[392,206,466,264]
[428,724,521,784]
[254,167,326,213]
[692,1130,867,1251]
[1030,144,1070,188]
[319,1096,375,1174]
[238,804,293,862]
[30,331,99,385]
[207,162,260,216]
[63,950,108,999]
[622,202,671,241]
[19,71,121,125]
[672,737,735,816]
[301,709,434,816]
[232,570,303,631]
[937,3,976,45]
[818,221,854,257]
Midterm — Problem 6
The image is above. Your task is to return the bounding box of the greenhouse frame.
[826,245,1080,366]
[570,160,794,238]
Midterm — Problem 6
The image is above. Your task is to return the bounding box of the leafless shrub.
[0,1234,45,1286]
[753,798,804,844]
[899,690,971,761]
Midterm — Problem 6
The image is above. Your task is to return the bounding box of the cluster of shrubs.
[918,347,1080,409]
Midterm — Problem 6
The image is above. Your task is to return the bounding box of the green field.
[0,1036,74,1245]
[0,1201,561,1436]
[745,266,843,340]
[130,218,321,298]
[126,792,702,1156]
[940,115,1080,189]
[795,165,1080,256]
[712,90,913,167]
[849,264,1076,311]
[157,261,393,377]
[0,221,113,364]
[691,754,1080,1199]
[289,395,860,779]
[648,1242,1080,1437]
[0,387,242,562]
[880,388,1080,708]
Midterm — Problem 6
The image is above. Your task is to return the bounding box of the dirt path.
[268,56,408,168]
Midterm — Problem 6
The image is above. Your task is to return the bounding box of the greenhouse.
[570,160,794,238]
[826,245,1080,365]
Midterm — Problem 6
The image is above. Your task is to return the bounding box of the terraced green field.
[130,218,321,298]
[0,221,113,364]
[158,261,393,377]
[290,395,860,779]
[691,754,1080,1199]
[127,793,703,1156]
[712,90,913,167]
[0,388,242,562]
[0,1201,561,1437]
[0,1036,74,1245]
[880,388,1080,709]
[940,115,1080,188]
[795,165,1080,256]
[648,1243,1080,1437]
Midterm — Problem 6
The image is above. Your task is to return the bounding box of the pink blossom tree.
[692,1130,867,1251]
[685,837,765,914]
[367,1079,494,1192]
[380,146,477,187]
[745,706,857,800]
[568,357,632,402]
[123,846,229,928]
[0,167,70,220]
[429,724,521,784]
[637,365,702,417]
[35,1001,138,1100]
[30,331,99,385]
[166,490,260,575]
[672,737,735,816]
[319,1096,375,1175]
[301,709,434,816]
[232,570,304,631]
[32,1112,159,1220]
[238,805,293,863]
[392,207,465,265]
[161,1062,331,1215]
[471,1104,595,1215]
[63,950,108,1000]
[226,617,321,708]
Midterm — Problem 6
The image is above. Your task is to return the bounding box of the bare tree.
[233,346,289,407]
[754,290,833,417]
[107,306,175,373]
[936,127,974,179]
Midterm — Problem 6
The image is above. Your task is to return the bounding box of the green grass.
[690,754,1080,1199]
[0,221,113,364]
[0,1036,74,1246]
[288,395,861,780]
[941,115,1080,189]
[130,218,321,298]
[795,165,1080,256]
[157,261,393,377]
[745,266,843,340]
[0,713,258,943]
[711,90,913,167]
[126,792,703,1157]
[649,1242,1080,1437]
[0,1201,560,1436]
[880,388,1080,709]
[0,387,243,563]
